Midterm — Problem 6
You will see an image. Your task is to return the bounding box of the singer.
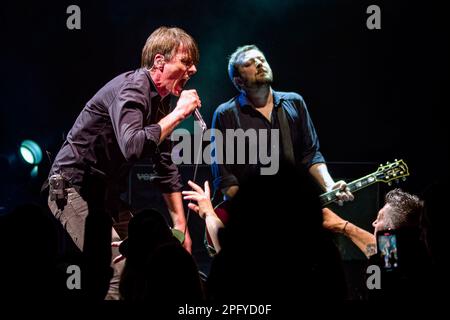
[45,26,201,300]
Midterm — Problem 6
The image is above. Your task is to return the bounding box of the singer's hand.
[174,89,201,120]
[158,89,201,142]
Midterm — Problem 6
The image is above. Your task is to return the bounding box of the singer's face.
[236,49,273,90]
[161,46,197,96]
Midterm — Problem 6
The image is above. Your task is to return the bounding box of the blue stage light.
[19,140,42,165]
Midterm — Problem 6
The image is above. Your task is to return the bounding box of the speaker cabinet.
[126,161,214,273]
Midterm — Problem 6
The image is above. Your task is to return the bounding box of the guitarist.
[211,45,354,204]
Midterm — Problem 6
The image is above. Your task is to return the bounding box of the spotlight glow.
[19,140,42,165]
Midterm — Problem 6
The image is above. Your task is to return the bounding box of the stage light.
[30,165,39,178]
[19,140,42,165]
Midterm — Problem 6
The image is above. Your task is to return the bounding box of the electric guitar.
[205,159,410,256]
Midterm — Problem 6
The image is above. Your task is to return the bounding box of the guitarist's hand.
[182,180,216,219]
[330,180,354,206]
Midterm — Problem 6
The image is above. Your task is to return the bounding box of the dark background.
[0,0,448,299]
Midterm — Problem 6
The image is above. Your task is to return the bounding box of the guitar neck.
[319,173,378,207]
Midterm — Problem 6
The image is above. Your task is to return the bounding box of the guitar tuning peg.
[395,158,398,162]
[386,161,390,165]
[388,182,392,186]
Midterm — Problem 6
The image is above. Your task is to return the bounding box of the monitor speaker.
[126,162,214,273]
[126,163,213,214]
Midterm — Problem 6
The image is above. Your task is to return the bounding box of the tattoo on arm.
[365,243,377,256]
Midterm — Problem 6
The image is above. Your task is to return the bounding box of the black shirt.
[211,90,325,191]
[49,68,182,194]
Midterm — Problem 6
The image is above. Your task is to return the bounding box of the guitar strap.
[276,103,295,166]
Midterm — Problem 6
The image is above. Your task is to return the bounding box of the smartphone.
[376,230,399,271]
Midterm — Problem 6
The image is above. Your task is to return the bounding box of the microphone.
[193,108,207,131]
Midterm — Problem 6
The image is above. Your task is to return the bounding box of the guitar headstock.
[375,159,409,185]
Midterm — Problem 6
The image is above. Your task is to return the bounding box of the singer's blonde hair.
[141,26,199,69]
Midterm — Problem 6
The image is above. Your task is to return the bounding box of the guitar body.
[204,160,409,256]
